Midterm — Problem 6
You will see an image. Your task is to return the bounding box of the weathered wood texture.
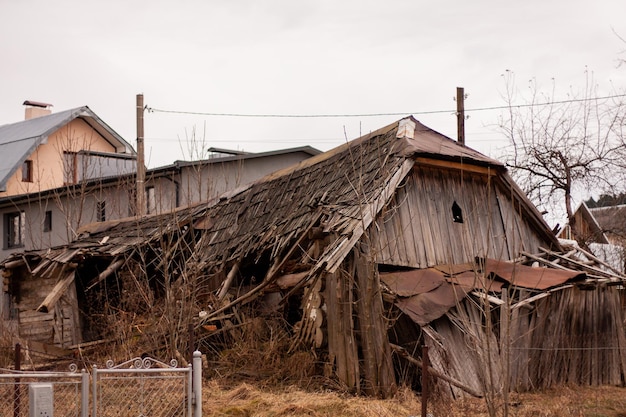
[417,283,626,395]
[370,166,548,268]
[16,270,80,348]
[526,285,626,388]
[353,246,396,397]
[325,269,359,391]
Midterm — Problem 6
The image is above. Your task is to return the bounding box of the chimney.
[23,100,53,120]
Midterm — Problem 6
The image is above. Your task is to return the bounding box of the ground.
[201,382,626,417]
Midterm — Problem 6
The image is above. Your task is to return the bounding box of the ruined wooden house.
[1,117,625,396]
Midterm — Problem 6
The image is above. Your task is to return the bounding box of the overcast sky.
[2,0,626,170]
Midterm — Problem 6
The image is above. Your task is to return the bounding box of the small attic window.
[452,201,464,223]
[22,160,33,182]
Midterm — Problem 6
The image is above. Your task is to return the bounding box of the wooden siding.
[16,272,80,348]
[370,166,548,268]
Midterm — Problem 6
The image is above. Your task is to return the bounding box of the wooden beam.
[2,259,25,269]
[85,258,125,291]
[217,261,240,301]
[37,270,76,313]
[275,270,311,289]
[414,157,497,176]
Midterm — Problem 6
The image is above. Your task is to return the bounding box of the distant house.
[0,102,136,256]
[0,101,136,198]
[559,202,626,272]
[3,116,623,397]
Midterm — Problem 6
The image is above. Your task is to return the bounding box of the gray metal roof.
[0,106,135,191]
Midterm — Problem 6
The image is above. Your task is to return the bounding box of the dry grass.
[201,381,626,417]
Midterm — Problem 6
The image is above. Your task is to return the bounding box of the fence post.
[81,369,89,417]
[14,343,20,417]
[92,365,98,417]
[193,350,202,417]
[421,345,429,417]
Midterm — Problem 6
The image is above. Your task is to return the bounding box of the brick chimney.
[23,100,53,119]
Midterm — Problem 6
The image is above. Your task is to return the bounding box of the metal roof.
[0,106,135,191]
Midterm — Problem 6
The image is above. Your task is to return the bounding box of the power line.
[146,93,626,119]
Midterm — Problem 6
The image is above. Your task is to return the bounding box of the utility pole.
[456,87,465,145]
[136,94,146,217]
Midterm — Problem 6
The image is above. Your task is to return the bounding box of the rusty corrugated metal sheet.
[379,268,444,296]
[395,283,469,326]
[482,258,585,290]
[446,270,505,292]
[387,258,587,326]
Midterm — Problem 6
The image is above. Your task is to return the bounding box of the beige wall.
[0,119,117,198]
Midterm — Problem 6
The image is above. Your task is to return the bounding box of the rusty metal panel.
[379,268,444,297]
[483,258,585,290]
[395,282,469,326]
[446,270,504,292]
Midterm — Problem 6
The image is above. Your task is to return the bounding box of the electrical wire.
[145,93,626,119]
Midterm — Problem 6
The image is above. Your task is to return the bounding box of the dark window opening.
[97,201,106,222]
[452,201,464,223]
[4,212,25,248]
[63,151,78,184]
[146,186,156,214]
[43,210,52,232]
[128,189,137,217]
[22,160,33,182]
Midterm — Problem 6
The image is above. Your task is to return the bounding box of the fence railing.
[92,356,195,417]
[0,367,87,417]
[0,347,203,417]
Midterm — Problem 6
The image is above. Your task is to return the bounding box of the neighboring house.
[0,102,136,255]
[1,116,624,397]
[0,145,320,262]
[141,146,321,215]
[558,202,626,272]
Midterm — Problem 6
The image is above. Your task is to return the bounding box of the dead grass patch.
[202,382,626,417]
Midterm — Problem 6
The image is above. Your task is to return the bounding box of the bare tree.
[498,70,626,239]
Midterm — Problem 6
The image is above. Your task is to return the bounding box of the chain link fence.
[0,345,202,417]
[92,357,193,417]
[0,369,87,417]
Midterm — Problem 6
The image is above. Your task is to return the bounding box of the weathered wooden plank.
[19,310,54,322]
[354,247,396,397]
[37,270,76,313]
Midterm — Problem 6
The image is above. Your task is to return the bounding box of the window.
[4,212,25,248]
[43,210,52,232]
[22,160,33,182]
[128,189,137,217]
[146,186,156,214]
[63,151,78,184]
[97,201,106,222]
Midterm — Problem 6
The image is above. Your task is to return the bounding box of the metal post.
[14,343,20,417]
[421,345,429,417]
[92,365,98,417]
[81,369,89,417]
[193,351,202,417]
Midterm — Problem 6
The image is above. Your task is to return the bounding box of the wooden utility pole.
[456,87,465,145]
[136,94,146,217]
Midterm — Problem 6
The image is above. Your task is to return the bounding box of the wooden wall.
[14,272,80,348]
[369,165,548,268]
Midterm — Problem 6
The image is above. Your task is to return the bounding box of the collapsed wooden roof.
[4,116,626,396]
[4,116,560,280]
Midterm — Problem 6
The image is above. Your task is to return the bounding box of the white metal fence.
[0,351,202,417]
